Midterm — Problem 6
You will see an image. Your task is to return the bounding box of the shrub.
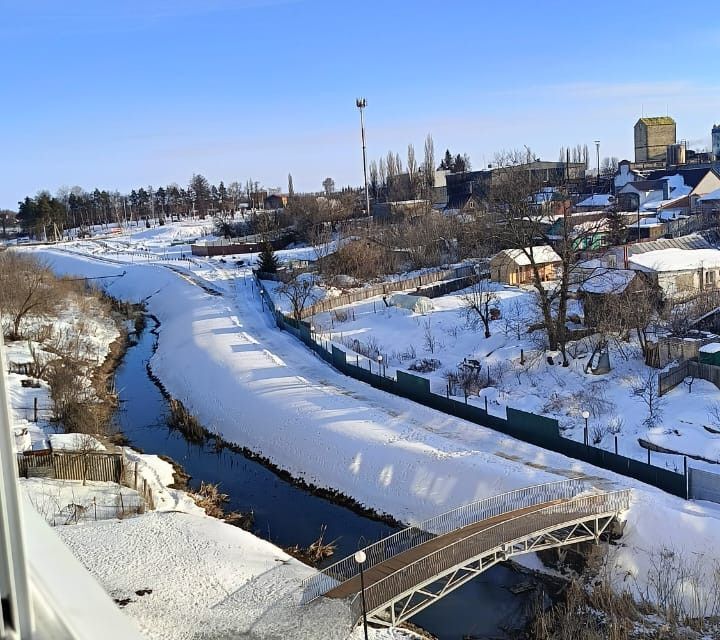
[409,358,441,373]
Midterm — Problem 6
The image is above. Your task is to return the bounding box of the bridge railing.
[300,477,586,603]
[349,489,631,621]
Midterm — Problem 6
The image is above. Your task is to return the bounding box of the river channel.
[114,318,537,639]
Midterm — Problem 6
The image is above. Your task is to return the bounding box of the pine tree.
[288,173,294,198]
[606,209,627,246]
[258,244,279,273]
[440,149,453,170]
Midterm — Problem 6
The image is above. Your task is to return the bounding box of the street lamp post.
[594,140,600,185]
[354,550,369,640]
[377,354,383,378]
[356,98,371,218]
[582,410,590,446]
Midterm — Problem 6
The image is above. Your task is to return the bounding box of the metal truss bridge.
[300,479,631,628]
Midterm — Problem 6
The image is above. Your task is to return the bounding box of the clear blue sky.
[2,0,719,209]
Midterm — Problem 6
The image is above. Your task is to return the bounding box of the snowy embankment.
[5,272,366,640]
[31,243,720,608]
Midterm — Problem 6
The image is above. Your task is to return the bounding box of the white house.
[628,248,720,300]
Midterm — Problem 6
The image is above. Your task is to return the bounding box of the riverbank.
[29,244,720,626]
[113,314,545,639]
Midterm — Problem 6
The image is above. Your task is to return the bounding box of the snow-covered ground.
[3,264,359,639]
[24,226,720,614]
[287,281,720,475]
[7,293,119,452]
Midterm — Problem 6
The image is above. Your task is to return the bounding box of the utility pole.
[594,140,600,184]
[356,98,371,217]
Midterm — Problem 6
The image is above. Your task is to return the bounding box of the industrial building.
[634,116,676,162]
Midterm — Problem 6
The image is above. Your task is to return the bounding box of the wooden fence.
[299,265,476,318]
[658,359,720,395]
[17,451,123,483]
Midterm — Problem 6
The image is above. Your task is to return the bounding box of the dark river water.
[114,318,535,639]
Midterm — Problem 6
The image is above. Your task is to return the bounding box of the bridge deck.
[325,499,562,600]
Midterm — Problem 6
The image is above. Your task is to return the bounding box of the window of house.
[706,271,716,286]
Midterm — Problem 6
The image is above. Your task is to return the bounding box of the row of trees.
[16,174,273,238]
[367,135,472,203]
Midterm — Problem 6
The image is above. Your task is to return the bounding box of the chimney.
[663,180,670,200]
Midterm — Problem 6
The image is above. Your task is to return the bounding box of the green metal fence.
[256,276,697,500]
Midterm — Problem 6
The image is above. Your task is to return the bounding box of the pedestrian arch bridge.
[300,479,631,628]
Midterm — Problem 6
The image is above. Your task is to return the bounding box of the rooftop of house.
[699,187,720,202]
[577,194,614,207]
[646,167,720,189]
[621,180,665,192]
[625,233,712,255]
[578,268,637,294]
[494,245,561,266]
[629,248,720,273]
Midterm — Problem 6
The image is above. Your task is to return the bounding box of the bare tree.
[462,279,498,338]
[631,370,665,427]
[488,149,610,365]
[278,278,316,321]
[407,144,418,199]
[0,252,58,339]
[422,134,436,200]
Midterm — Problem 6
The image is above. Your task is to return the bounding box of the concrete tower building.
[713,124,720,160]
[634,116,676,162]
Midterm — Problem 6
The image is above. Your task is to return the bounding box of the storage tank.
[666,141,686,165]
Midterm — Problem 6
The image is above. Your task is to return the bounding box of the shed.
[490,245,561,285]
[388,293,433,314]
[699,343,720,366]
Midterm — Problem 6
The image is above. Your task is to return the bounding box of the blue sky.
[2,0,719,208]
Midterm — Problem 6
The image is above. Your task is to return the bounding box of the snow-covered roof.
[699,343,720,354]
[629,248,720,273]
[699,187,720,202]
[579,268,636,294]
[577,194,613,207]
[494,245,561,266]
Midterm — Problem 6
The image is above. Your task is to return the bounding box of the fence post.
[134,461,138,489]
[33,397,38,423]
[684,456,689,499]
[614,435,618,455]
[484,396,488,412]
[647,449,651,465]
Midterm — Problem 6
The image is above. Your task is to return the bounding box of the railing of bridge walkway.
[349,489,631,621]
[300,477,586,604]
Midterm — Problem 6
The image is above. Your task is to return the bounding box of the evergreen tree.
[440,149,453,170]
[257,244,279,273]
[288,173,294,198]
[606,209,627,246]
